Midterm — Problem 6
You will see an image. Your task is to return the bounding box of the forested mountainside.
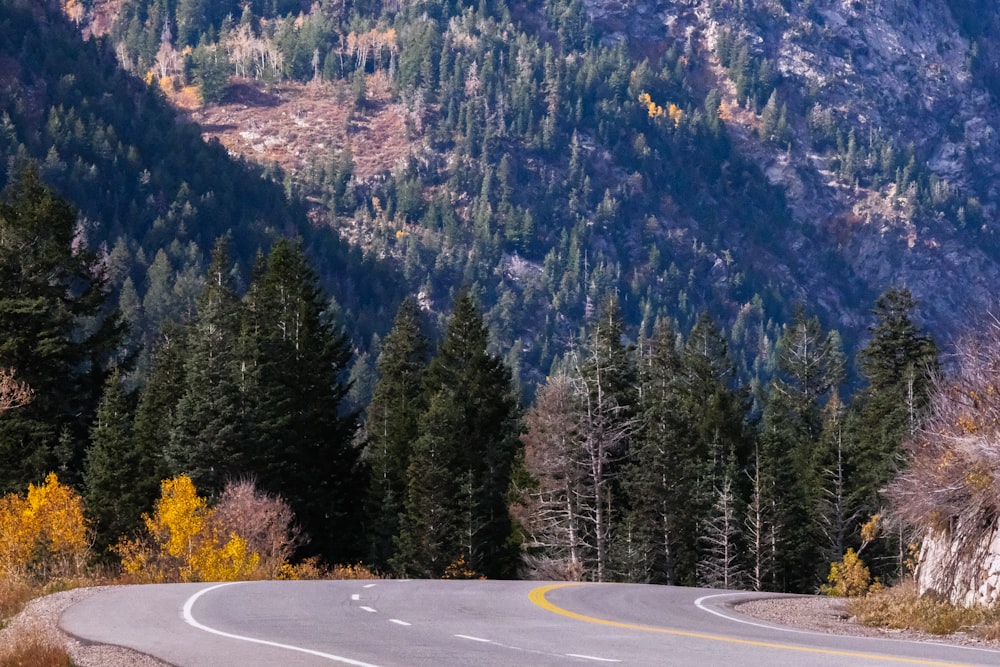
[57,0,1000,391]
[0,0,998,594]
[0,0,404,375]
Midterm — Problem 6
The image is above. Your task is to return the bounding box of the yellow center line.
[528,583,977,667]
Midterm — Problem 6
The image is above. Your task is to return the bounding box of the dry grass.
[849,581,1000,638]
[0,624,72,667]
[0,580,34,628]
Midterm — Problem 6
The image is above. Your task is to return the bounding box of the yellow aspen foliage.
[146,475,209,560]
[0,473,88,582]
[117,475,295,583]
[442,554,485,580]
[821,548,881,597]
[0,494,33,579]
[638,93,664,119]
[860,513,881,546]
[667,103,683,128]
[190,532,260,582]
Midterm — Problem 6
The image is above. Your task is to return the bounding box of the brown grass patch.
[0,580,35,627]
[0,624,72,667]
[849,581,1000,638]
[186,78,416,181]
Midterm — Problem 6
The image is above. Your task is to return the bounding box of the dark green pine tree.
[759,306,845,592]
[245,238,362,564]
[849,287,938,579]
[395,291,520,578]
[851,287,938,512]
[626,312,748,585]
[165,237,246,495]
[0,165,125,491]
[364,297,430,570]
[392,391,464,578]
[624,319,688,584]
[83,369,146,557]
[130,323,188,499]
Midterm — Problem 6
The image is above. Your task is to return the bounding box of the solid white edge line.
[565,654,621,662]
[182,582,382,667]
[694,592,1000,656]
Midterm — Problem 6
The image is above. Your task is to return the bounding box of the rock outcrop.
[917,521,1000,608]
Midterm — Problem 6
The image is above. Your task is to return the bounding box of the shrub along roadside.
[849,581,1000,640]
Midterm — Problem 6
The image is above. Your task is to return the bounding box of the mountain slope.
[30,0,1000,387]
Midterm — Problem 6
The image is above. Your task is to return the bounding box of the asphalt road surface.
[60,580,1000,666]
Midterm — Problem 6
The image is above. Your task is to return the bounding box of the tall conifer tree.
[760,306,844,592]
[395,291,520,578]
[84,369,144,556]
[165,237,245,494]
[244,238,361,563]
[364,297,430,569]
[0,165,125,490]
[849,287,938,580]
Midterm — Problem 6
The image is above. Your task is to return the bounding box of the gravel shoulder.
[735,595,1000,649]
[3,586,998,666]
[2,586,169,667]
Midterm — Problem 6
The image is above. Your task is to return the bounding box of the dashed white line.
[360,606,378,613]
[351,594,361,601]
[389,619,411,626]
[182,583,381,667]
[566,654,621,663]
[363,583,377,588]
[455,634,493,643]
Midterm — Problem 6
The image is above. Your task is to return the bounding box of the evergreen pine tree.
[0,164,125,490]
[624,319,689,584]
[849,287,938,580]
[84,369,144,556]
[244,238,361,563]
[395,291,520,578]
[130,323,186,505]
[165,237,245,494]
[851,287,938,512]
[760,306,844,592]
[364,297,430,570]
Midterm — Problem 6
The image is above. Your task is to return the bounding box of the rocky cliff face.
[586,0,1000,336]
[917,521,1000,608]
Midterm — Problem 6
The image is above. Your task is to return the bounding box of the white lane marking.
[695,592,1000,656]
[351,594,360,601]
[359,606,377,613]
[183,582,381,667]
[455,634,493,643]
[363,584,377,588]
[566,654,621,663]
[695,593,824,636]
[389,619,411,626]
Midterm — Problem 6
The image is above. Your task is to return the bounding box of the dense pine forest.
[1,0,996,595]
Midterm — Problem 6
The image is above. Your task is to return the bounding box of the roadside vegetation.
[849,582,1000,640]
[0,471,379,667]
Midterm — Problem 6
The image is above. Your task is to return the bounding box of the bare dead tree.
[890,315,1000,571]
[515,375,587,580]
[0,367,32,412]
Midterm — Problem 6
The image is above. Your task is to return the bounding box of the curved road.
[60,580,1000,666]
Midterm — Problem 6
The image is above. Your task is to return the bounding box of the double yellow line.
[528,583,977,666]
